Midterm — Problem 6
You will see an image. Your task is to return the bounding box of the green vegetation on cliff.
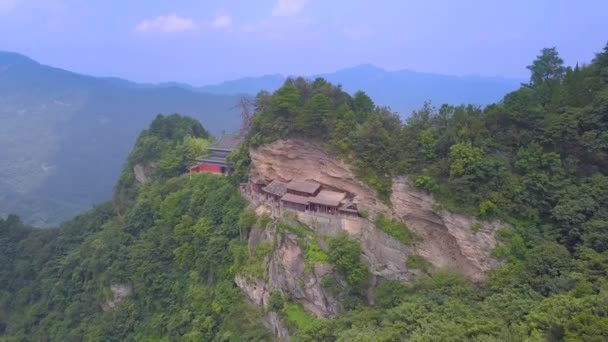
[234,43,608,340]
[236,44,608,253]
[0,115,271,341]
[2,43,608,341]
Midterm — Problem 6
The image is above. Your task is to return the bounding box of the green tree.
[352,91,374,123]
[328,234,369,293]
[527,47,566,87]
[524,241,573,295]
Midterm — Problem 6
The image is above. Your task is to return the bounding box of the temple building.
[262,180,288,203]
[245,178,360,218]
[189,133,242,175]
[285,180,321,197]
[307,190,346,215]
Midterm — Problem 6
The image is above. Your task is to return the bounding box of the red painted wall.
[190,164,222,174]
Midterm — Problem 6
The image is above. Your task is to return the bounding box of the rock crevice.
[238,139,505,338]
[249,139,503,282]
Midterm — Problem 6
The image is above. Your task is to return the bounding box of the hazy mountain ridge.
[0,51,520,226]
[0,51,241,226]
[196,63,523,115]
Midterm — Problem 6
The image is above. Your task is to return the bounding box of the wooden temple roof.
[308,190,346,207]
[280,193,310,205]
[209,133,243,151]
[286,180,321,195]
[262,180,288,197]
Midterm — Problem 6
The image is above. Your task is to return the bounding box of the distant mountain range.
[0,51,521,226]
[0,51,241,226]
[196,64,522,115]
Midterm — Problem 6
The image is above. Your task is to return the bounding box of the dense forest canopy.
[2,44,608,341]
[1,115,272,341]
[235,44,608,253]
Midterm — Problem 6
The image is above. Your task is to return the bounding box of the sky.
[0,0,606,85]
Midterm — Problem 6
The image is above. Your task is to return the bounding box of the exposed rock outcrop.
[391,177,502,282]
[133,161,156,184]
[101,283,132,312]
[297,213,415,282]
[249,139,390,217]
[240,139,506,338]
[265,312,290,340]
[248,139,503,282]
[236,228,340,318]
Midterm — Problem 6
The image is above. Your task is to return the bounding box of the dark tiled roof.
[308,190,346,207]
[262,180,287,196]
[281,193,310,205]
[199,156,229,164]
[210,133,243,151]
[286,180,321,194]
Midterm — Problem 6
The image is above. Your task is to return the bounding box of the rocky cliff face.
[133,161,156,184]
[101,283,132,312]
[249,139,390,216]
[237,223,340,318]
[391,178,502,282]
[238,139,505,337]
[297,213,416,282]
[249,139,503,282]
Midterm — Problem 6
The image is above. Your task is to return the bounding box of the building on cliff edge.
[241,178,360,218]
[189,133,242,175]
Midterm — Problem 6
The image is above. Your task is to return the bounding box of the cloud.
[473,31,490,42]
[0,0,18,13]
[272,0,308,17]
[342,25,374,40]
[135,13,197,34]
[210,11,232,30]
[294,16,311,25]
[241,14,311,35]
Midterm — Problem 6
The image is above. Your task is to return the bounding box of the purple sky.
[1,0,606,85]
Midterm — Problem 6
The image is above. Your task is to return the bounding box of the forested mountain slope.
[0,51,241,226]
[1,43,608,341]
[227,44,608,340]
[1,115,272,341]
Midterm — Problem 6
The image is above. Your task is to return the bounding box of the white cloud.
[210,12,232,30]
[0,0,18,13]
[272,0,308,17]
[242,23,257,33]
[135,13,197,34]
[241,15,311,35]
[342,25,374,41]
[294,16,311,25]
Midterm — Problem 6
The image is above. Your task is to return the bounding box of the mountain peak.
[337,63,386,74]
[0,51,38,66]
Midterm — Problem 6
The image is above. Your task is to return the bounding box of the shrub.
[283,304,316,331]
[375,213,421,246]
[374,280,409,309]
[406,255,431,272]
[255,214,272,230]
[303,238,329,272]
[359,208,369,219]
[320,276,343,296]
[269,290,284,312]
[479,200,499,217]
[415,175,439,193]
[278,220,311,239]
[328,234,369,291]
[241,242,273,279]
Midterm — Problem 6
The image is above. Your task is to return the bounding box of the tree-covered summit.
[2,43,608,341]
[238,43,608,253]
[1,114,273,341]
